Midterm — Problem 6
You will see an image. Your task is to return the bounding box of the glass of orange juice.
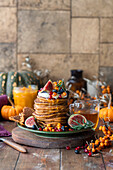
[70,99,100,129]
[13,85,38,109]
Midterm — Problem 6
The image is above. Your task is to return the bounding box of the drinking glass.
[13,85,38,109]
[69,99,100,129]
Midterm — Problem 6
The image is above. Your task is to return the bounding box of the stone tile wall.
[0,0,113,87]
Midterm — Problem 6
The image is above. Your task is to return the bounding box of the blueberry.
[57,91,62,94]
[57,89,64,94]
[32,124,37,130]
[75,150,79,154]
[52,89,58,93]
[61,126,65,131]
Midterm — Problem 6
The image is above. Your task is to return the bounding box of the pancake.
[33,80,69,127]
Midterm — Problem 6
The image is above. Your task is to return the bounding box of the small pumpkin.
[1,105,23,120]
[99,94,113,122]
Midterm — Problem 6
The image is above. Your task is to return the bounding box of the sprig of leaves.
[71,120,95,131]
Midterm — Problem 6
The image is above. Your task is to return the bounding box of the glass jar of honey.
[13,85,38,109]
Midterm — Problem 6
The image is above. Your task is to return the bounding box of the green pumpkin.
[0,71,41,99]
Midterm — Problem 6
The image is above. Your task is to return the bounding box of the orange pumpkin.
[99,94,113,122]
[1,105,23,120]
[99,106,113,122]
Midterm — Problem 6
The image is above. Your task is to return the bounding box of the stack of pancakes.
[33,96,69,127]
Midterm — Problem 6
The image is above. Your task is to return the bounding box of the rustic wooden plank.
[61,146,113,170]
[61,149,86,170]
[61,148,111,170]
[0,145,19,170]
[16,147,60,170]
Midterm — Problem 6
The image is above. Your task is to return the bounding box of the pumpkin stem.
[108,94,112,109]
[8,96,15,108]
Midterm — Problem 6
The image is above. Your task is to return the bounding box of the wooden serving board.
[12,127,95,149]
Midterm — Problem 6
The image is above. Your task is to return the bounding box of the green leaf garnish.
[70,120,94,130]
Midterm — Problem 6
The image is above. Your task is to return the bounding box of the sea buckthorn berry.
[57,123,62,129]
[92,148,96,153]
[106,134,110,138]
[103,130,107,135]
[102,89,107,94]
[52,92,57,97]
[104,142,109,147]
[107,130,111,135]
[100,143,104,148]
[62,92,67,96]
[55,87,59,91]
[87,146,91,151]
[45,127,49,131]
[95,139,99,146]
[104,135,108,139]
[52,129,55,132]
[76,90,80,94]
[101,85,105,89]
[99,137,103,142]
[49,127,52,131]
[69,128,73,131]
[90,143,95,147]
[110,137,113,141]
[102,126,106,132]
[66,146,70,150]
[101,138,105,143]
[99,126,102,131]
[53,81,57,85]
[47,124,51,127]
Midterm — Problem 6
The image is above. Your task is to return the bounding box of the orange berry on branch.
[92,148,96,153]
[99,142,104,148]
[107,130,111,136]
[102,126,106,132]
[99,126,102,131]
[95,139,100,146]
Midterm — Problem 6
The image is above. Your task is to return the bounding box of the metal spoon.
[0,138,27,153]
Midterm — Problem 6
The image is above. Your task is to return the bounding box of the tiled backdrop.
[0,0,113,88]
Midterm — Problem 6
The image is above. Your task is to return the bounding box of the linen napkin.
[0,125,11,137]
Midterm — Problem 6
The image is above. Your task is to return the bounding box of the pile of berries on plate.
[40,123,72,132]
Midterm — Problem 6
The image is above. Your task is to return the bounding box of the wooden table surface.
[0,121,113,170]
